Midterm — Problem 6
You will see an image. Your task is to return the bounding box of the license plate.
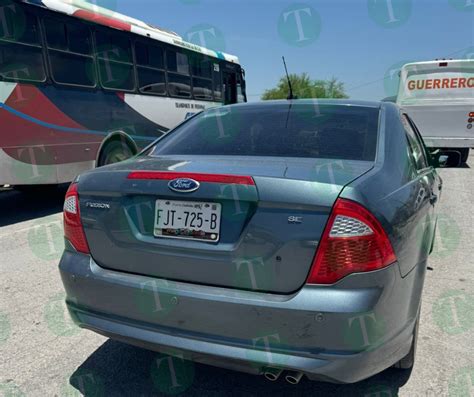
[154,199,222,242]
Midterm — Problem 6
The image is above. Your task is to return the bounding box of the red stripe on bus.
[5,85,86,131]
[0,106,101,164]
[73,10,132,31]
[127,171,255,185]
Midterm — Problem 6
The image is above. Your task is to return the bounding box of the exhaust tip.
[263,367,283,382]
[285,376,299,385]
[264,373,278,382]
[285,371,303,385]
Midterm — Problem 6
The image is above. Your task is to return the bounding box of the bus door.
[237,69,247,103]
[223,71,237,105]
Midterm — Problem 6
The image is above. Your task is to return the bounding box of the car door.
[401,113,440,275]
[406,114,442,252]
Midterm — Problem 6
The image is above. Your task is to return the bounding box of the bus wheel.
[459,148,470,164]
[98,140,135,167]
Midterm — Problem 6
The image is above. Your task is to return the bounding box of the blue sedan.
[59,100,452,384]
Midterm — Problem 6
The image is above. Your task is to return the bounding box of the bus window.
[167,49,190,98]
[48,52,95,87]
[0,1,40,45]
[44,18,92,55]
[44,20,68,49]
[138,68,166,95]
[0,2,45,82]
[136,41,164,69]
[0,42,45,82]
[212,63,222,102]
[193,78,213,100]
[190,56,212,79]
[190,55,213,101]
[167,50,189,75]
[96,30,135,91]
[136,41,166,96]
[44,18,95,87]
[168,73,191,98]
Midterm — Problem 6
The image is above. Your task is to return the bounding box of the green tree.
[261,73,348,100]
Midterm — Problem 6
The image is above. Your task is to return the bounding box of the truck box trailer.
[397,59,474,163]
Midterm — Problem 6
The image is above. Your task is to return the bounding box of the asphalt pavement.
[0,157,473,396]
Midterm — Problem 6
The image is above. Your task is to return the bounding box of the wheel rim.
[102,145,133,165]
[107,151,129,164]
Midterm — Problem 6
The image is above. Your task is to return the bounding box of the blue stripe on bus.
[23,0,46,5]
[0,102,157,141]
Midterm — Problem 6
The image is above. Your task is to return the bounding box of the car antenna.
[282,56,297,100]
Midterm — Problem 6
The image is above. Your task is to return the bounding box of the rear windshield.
[149,104,379,161]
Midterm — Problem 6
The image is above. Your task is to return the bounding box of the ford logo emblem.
[168,178,200,193]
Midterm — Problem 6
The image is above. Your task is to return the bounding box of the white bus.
[0,0,246,187]
[396,59,474,163]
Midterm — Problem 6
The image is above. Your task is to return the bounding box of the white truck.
[397,59,474,163]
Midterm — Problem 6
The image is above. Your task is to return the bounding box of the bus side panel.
[123,94,221,131]
[0,81,221,185]
[0,82,59,185]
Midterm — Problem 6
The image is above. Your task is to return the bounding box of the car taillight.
[63,183,90,254]
[307,198,396,285]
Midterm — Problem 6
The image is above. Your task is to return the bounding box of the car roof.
[229,99,384,109]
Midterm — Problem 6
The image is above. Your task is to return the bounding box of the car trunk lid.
[78,156,373,294]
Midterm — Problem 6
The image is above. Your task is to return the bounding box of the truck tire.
[459,148,470,164]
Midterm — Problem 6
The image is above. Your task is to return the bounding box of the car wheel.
[98,140,134,167]
[394,310,420,369]
[459,148,470,164]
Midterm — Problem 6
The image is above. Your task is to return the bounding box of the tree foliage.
[262,73,348,100]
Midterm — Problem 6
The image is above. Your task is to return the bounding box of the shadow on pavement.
[69,340,412,396]
[0,185,68,227]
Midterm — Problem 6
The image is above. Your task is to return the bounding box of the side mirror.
[431,150,462,168]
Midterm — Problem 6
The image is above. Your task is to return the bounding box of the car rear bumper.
[59,251,425,384]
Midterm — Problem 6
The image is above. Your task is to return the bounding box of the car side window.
[406,115,431,166]
[402,114,429,171]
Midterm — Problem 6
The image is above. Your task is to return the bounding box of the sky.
[102,0,472,101]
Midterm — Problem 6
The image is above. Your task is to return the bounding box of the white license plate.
[154,199,222,242]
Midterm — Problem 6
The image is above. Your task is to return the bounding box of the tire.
[98,140,134,167]
[459,148,470,164]
[394,310,420,369]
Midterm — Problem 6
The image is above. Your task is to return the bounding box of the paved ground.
[0,157,473,397]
